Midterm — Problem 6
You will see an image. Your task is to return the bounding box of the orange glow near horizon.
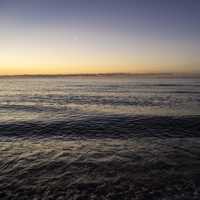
[1,35,199,75]
[0,63,199,75]
[1,17,200,75]
[0,21,199,75]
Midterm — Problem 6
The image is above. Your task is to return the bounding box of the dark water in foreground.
[0,76,200,199]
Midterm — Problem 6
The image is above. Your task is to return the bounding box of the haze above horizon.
[0,0,200,75]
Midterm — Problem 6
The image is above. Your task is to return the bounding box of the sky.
[0,0,200,75]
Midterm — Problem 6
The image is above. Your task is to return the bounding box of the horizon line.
[0,72,200,78]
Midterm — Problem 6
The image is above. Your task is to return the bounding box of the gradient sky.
[0,0,200,75]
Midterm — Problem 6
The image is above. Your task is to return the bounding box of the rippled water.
[0,76,200,136]
[0,76,200,199]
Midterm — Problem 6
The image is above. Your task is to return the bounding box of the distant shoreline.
[0,73,200,78]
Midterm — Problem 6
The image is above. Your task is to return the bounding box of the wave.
[0,115,200,138]
[1,93,199,110]
[0,137,200,199]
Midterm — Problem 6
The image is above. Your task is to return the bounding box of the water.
[0,76,200,199]
[0,76,199,137]
[1,77,200,121]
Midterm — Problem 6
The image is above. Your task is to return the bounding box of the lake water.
[0,76,200,199]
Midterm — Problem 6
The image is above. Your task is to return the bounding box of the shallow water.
[0,76,200,199]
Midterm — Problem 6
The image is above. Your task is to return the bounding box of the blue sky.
[0,0,200,74]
